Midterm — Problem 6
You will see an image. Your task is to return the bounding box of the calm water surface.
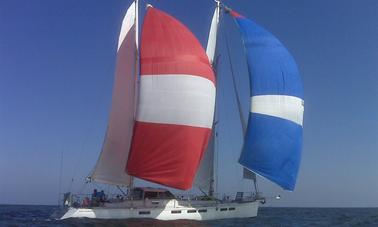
[1,205,378,226]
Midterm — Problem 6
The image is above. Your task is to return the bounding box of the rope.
[223,13,260,192]
[222,22,248,134]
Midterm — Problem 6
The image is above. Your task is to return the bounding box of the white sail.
[195,3,220,194]
[194,133,215,193]
[89,2,137,185]
[206,2,220,64]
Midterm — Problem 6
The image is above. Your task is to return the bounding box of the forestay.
[230,11,304,191]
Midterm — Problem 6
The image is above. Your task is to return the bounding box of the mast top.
[146,3,153,9]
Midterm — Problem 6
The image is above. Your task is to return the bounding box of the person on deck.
[82,197,90,207]
[91,189,98,206]
[98,190,106,202]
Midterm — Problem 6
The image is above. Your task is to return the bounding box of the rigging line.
[191,1,220,194]
[58,150,63,206]
[222,22,247,134]
[212,36,222,199]
[69,103,99,191]
[77,180,89,195]
[129,0,140,190]
[88,127,108,181]
[213,108,219,197]
[225,10,260,190]
[69,123,93,191]
[68,178,74,194]
[204,1,221,198]
[210,4,227,197]
[222,12,259,188]
[116,185,128,197]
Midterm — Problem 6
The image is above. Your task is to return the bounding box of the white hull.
[61,199,259,220]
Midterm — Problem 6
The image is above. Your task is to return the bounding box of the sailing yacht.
[60,0,304,220]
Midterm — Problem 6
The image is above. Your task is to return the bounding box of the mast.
[206,0,220,197]
[129,0,139,190]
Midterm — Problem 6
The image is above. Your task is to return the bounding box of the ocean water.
[1,205,378,227]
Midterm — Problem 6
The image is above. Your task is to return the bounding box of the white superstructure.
[61,199,259,220]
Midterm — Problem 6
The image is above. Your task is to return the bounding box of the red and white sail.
[126,7,216,190]
[90,2,137,185]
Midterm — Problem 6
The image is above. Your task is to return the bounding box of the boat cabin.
[131,187,175,200]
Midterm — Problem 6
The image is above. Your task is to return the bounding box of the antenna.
[58,151,63,206]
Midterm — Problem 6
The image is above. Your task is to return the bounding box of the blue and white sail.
[229,11,304,191]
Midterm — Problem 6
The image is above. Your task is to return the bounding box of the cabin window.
[220,208,227,211]
[187,210,196,213]
[160,191,175,199]
[132,188,143,199]
[151,201,159,205]
[144,191,158,199]
[139,211,150,215]
[229,207,236,211]
[198,209,207,213]
[171,210,181,214]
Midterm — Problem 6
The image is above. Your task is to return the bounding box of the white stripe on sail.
[251,95,304,126]
[137,74,216,129]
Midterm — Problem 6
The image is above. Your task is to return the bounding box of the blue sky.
[1,0,378,207]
